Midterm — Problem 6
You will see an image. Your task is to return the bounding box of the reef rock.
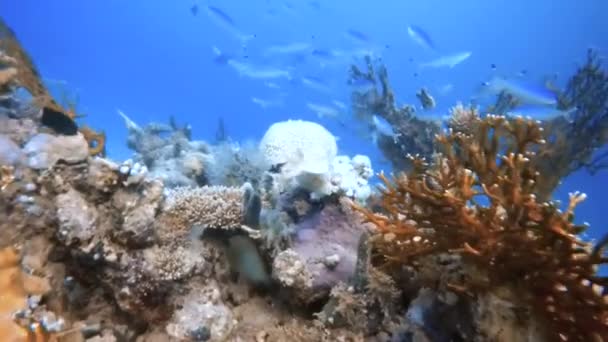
[0,134,23,165]
[272,198,373,304]
[23,132,89,169]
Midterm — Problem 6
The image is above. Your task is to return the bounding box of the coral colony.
[1,18,607,342]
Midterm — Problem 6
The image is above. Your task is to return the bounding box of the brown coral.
[354,114,608,341]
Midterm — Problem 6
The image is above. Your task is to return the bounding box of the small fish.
[481,77,557,106]
[307,102,340,119]
[420,51,472,69]
[264,81,281,89]
[211,46,234,64]
[190,4,199,16]
[437,83,454,95]
[491,63,497,70]
[228,59,292,80]
[371,115,400,145]
[506,105,577,121]
[251,97,283,109]
[301,76,332,93]
[332,100,347,110]
[206,5,254,45]
[263,42,311,56]
[346,29,370,43]
[311,48,334,59]
[407,25,436,51]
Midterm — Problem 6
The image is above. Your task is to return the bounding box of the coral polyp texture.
[353,114,608,341]
[162,185,245,232]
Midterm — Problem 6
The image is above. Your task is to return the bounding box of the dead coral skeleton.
[354,114,608,341]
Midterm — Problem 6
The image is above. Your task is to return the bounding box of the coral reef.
[2,19,607,342]
[207,140,269,188]
[121,110,211,188]
[353,114,608,341]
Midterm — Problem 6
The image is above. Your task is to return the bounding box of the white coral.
[259,119,337,177]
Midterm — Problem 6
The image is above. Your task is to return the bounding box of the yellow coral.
[354,115,608,341]
[0,246,51,342]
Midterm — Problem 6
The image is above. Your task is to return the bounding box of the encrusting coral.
[353,114,608,341]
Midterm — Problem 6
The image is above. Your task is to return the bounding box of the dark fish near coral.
[269,162,287,173]
[190,4,198,16]
[41,107,78,135]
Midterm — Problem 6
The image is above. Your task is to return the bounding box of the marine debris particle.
[415,87,436,110]
[0,18,105,156]
[353,114,608,341]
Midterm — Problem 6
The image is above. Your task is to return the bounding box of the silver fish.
[206,5,254,45]
[420,51,472,68]
[407,25,436,51]
[481,77,557,106]
[307,102,340,119]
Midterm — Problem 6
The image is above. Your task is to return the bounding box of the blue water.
[2,1,607,254]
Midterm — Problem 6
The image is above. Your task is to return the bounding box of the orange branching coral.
[354,114,608,341]
[0,18,105,156]
[0,246,53,342]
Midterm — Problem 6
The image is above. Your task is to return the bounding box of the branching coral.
[532,49,608,198]
[349,56,440,172]
[353,115,608,341]
[0,18,105,156]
